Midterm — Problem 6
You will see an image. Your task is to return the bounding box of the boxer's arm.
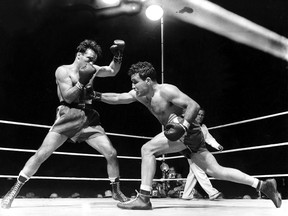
[93,64,121,78]
[55,67,82,103]
[93,40,125,78]
[161,84,200,124]
[100,90,137,104]
[163,84,199,141]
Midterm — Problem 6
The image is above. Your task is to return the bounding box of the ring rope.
[0,147,141,160]
[0,112,287,177]
[1,110,288,140]
[1,141,286,161]
[160,142,288,160]
[0,113,287,187]
[208,110,288,130]
[0,120,153,140]
[1,174,287,182]
[0,175,141,181]
[212,142,288,154]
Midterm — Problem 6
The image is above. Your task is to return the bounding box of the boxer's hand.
[85,85,102,101]
[164,119,190,141]
[93,91,102,101]
[110,39,125,63]
[78,63,96,87]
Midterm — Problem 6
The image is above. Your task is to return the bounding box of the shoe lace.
[4,182,22,202]
[121,190,139,204]
[111,181,128,201]
[117,190,128,201]
[134,190,140,197]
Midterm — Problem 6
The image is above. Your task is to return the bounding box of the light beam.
[162,0,288,61]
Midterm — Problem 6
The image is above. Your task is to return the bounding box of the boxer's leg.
[1,132,67,209]
[86,133,128,202]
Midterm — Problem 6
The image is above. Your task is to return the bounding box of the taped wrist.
[94,91,102,101]
[113,53,123,64]
[75,81,84,90]
[182,119,190,129]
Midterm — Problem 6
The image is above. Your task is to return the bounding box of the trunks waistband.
[59,101,93,109]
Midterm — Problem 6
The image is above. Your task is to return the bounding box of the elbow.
[193,102,200,113]
[195,103,200,112]
[110,66,120,76]
[110,70,119,77]
[105,71,118,77]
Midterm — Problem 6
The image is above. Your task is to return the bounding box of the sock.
[251,178,260,189]
[140,189,150,196]
[110,177,121,196]
[256,180,263,191]
[140,184,152,192]
[109,177,119,183]
[18,170,30,183]
[140,185,152,199]
[139,188,151,202]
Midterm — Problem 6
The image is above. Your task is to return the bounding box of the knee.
[104,148,117,161]
[141,144,154,157]
[205,169,214,177]
[206,167,223,179]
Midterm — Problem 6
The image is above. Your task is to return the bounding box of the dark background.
[0,0,287,199]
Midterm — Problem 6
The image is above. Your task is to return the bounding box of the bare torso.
[56,64,96,104]
[56,65,80,102]
[135,85,183,125]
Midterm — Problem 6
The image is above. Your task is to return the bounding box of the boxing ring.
[0,110,287,216]
[0,198,287,216]
[0,0,287,214]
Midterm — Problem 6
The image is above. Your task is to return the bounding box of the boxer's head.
[76,39,102,64]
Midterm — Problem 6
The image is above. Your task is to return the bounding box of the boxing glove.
[78,63,96,87]
[85,85,102,101]
[110,39,125,63]
[179,148,192,159]
[164,118,190,141]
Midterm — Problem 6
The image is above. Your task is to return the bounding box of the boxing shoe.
[111,181,129,202]
[209,192,223,200]
[259,179,282,208]
[117,193,152,210]
[1,181,24,209]
[182,195,195,200]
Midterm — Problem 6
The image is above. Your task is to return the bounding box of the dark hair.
[128,61,157,81]
[76,39,102,57]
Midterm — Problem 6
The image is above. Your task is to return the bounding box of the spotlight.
[145,4,163,21]
[102,0,121,5]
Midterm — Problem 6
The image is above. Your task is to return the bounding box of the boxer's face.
[78,49,97,66]
[131,73,150,97]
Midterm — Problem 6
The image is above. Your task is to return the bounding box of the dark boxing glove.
[164,117,190,141]
[179,148,192,159]
[76,63,96,89]
[110,39,125,64]
[85,85,102,101]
